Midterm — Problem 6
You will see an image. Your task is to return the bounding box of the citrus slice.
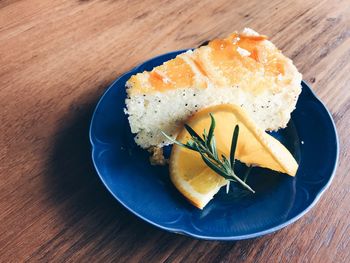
[169,104,298,209]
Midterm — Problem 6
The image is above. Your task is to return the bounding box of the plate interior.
[90,50,338,240]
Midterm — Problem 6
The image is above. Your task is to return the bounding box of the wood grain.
[0,0,349,262]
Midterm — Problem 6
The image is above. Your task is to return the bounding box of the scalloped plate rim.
[89,50,339,241]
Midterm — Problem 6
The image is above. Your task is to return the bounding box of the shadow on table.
[43,91,162,251]
[43,90,229,258]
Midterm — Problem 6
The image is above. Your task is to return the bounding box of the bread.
[125,28,302,149]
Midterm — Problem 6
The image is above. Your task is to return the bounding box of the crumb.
[148,146,168,165]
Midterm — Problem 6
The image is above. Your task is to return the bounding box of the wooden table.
[1,0,349,262]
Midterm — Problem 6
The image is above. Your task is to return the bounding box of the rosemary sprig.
[162,114,255,193]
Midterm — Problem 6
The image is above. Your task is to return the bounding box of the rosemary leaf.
[198,149,231,180]
[230,125,239,170]
[184,124,205,144]
[210,135,218,159]
[203,129,207,141]
[207,113,216,148]
[221,155,231,172]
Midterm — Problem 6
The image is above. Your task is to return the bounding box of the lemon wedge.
[169,104,298,209]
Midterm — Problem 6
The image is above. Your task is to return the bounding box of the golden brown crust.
[126,29,300,96]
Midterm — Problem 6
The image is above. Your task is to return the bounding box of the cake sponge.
[125,28,302,149]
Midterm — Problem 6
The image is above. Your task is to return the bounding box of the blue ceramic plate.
[89,50,339,240]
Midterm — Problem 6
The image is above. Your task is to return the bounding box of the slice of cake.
[125,28,302,149]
